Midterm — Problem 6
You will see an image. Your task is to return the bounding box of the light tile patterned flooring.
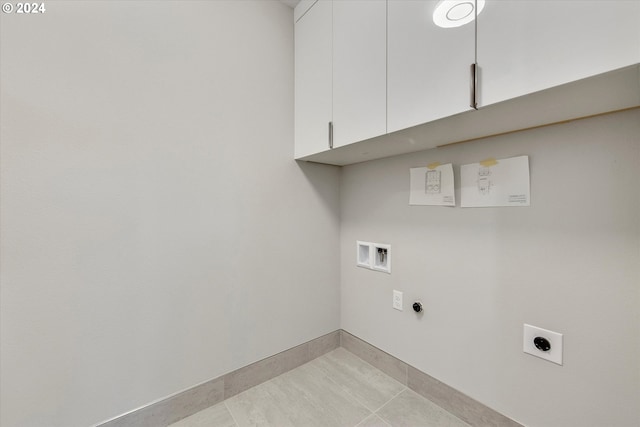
[170,348,469,427]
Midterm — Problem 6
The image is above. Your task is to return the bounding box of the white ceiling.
[280,0,301,8]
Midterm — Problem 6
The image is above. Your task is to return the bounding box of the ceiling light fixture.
[433,0,485,28]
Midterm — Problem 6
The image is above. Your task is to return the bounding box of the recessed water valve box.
[523,324,563,365]
[356,241,391,273]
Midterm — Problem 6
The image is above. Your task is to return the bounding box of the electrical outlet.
[523,324,563,365]
[393,290,403,311]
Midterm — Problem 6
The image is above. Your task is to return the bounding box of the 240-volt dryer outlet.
[523,324,563,365]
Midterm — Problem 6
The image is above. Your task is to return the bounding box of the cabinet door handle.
[470,63,478,110]
[328,121,334,149]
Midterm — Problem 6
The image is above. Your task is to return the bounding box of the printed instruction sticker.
[409,163,455,206]
[460,155,530,207]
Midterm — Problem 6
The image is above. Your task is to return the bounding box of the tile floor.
[169,348,470,427]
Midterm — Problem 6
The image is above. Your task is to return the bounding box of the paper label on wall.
[409,163,455,206]
[460,155,530,207]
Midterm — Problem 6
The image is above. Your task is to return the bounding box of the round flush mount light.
[433,0,485,28]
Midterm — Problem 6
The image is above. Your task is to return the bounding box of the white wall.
[340,110,640,427]
[0,2,340,426]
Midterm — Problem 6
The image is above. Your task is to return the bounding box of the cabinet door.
[478,0,640,107]
[295,0,333,159]
[333,0,387,147]
[388,0,476,133]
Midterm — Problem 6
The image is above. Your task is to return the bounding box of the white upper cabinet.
[333,0,387,148]
[295,0,640,165]
[478,0,640,107]
[387,0,476,133]
[295,0,332,159]
[295,0,386,159]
